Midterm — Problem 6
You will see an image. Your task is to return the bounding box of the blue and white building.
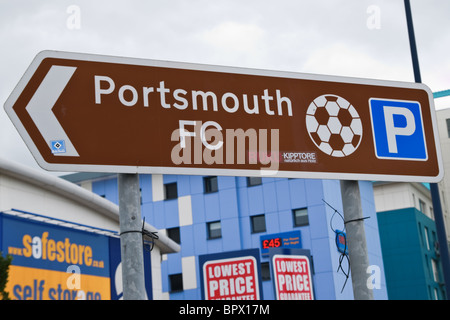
[64,173,388,300]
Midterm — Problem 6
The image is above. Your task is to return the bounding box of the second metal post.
[340,180,374,300]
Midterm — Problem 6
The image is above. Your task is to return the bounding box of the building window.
[169,273,183,292]
[251,214,266,233]
[293,208,309,227]
[424,227,431,250]
[419,199,426,214]
[247,177,262,187]
[431,259,440,283]
[418,222,424,246]
[164,182,178,200]
[204,176,218,193]
[446,118,450,138]
[432,231,437,250]
[261,262,271,281]
[167,227,181,244]
[207,221,222,239]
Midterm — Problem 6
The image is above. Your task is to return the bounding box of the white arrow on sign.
[25,65,80,157]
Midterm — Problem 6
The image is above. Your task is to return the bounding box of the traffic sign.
[4,50,443,181]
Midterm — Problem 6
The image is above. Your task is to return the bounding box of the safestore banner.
[3,213,110,300]
[1,212,152,300]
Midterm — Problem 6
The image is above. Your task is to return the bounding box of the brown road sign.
[4,51,443,182]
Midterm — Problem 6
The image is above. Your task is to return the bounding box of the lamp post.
[404,0,450,300]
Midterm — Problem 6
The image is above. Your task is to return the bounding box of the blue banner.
[3,214,109,277]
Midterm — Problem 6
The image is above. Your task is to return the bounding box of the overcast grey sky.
[1,0,449,174]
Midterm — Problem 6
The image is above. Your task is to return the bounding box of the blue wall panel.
[262,181,278,213]
[152,201,165,230]
[190,194,205,224]
[139,174,152,204]
[247,185,265,215]
[204,193,220,222]
[141,202,154,226]
[206,237,222,253]
[265,212,280,234]
[180,225,194,257]
[275,179,291,211]
[193,223,207,255]
[221,218,241,252]
[236,187,249,217]
[177,175,191,197]
[92,180,105,197]
[309,205,329,239]
[189,175,203,194]
[305,179,324,206]
[164,199,179,228]
[219,188,238,219]
[104,178,118,204]
[218,176,236,190]
[289,179,307,208]
[277,209,293,231]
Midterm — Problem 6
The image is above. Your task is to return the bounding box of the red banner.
[273,254,314,300]
[203,256,260,300]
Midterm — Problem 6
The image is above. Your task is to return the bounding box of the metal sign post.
[340,180,374,300]
[118,173,146,300]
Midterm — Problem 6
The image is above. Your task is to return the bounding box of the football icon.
[306,94,362,157]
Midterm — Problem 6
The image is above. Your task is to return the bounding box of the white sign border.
[4,50,444,182]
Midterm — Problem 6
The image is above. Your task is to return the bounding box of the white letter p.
[383,106,416,153]
[94,76,115,104]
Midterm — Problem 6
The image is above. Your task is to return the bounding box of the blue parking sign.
[369,98,427,160]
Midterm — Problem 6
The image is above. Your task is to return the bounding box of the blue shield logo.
[50,140,67,154]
